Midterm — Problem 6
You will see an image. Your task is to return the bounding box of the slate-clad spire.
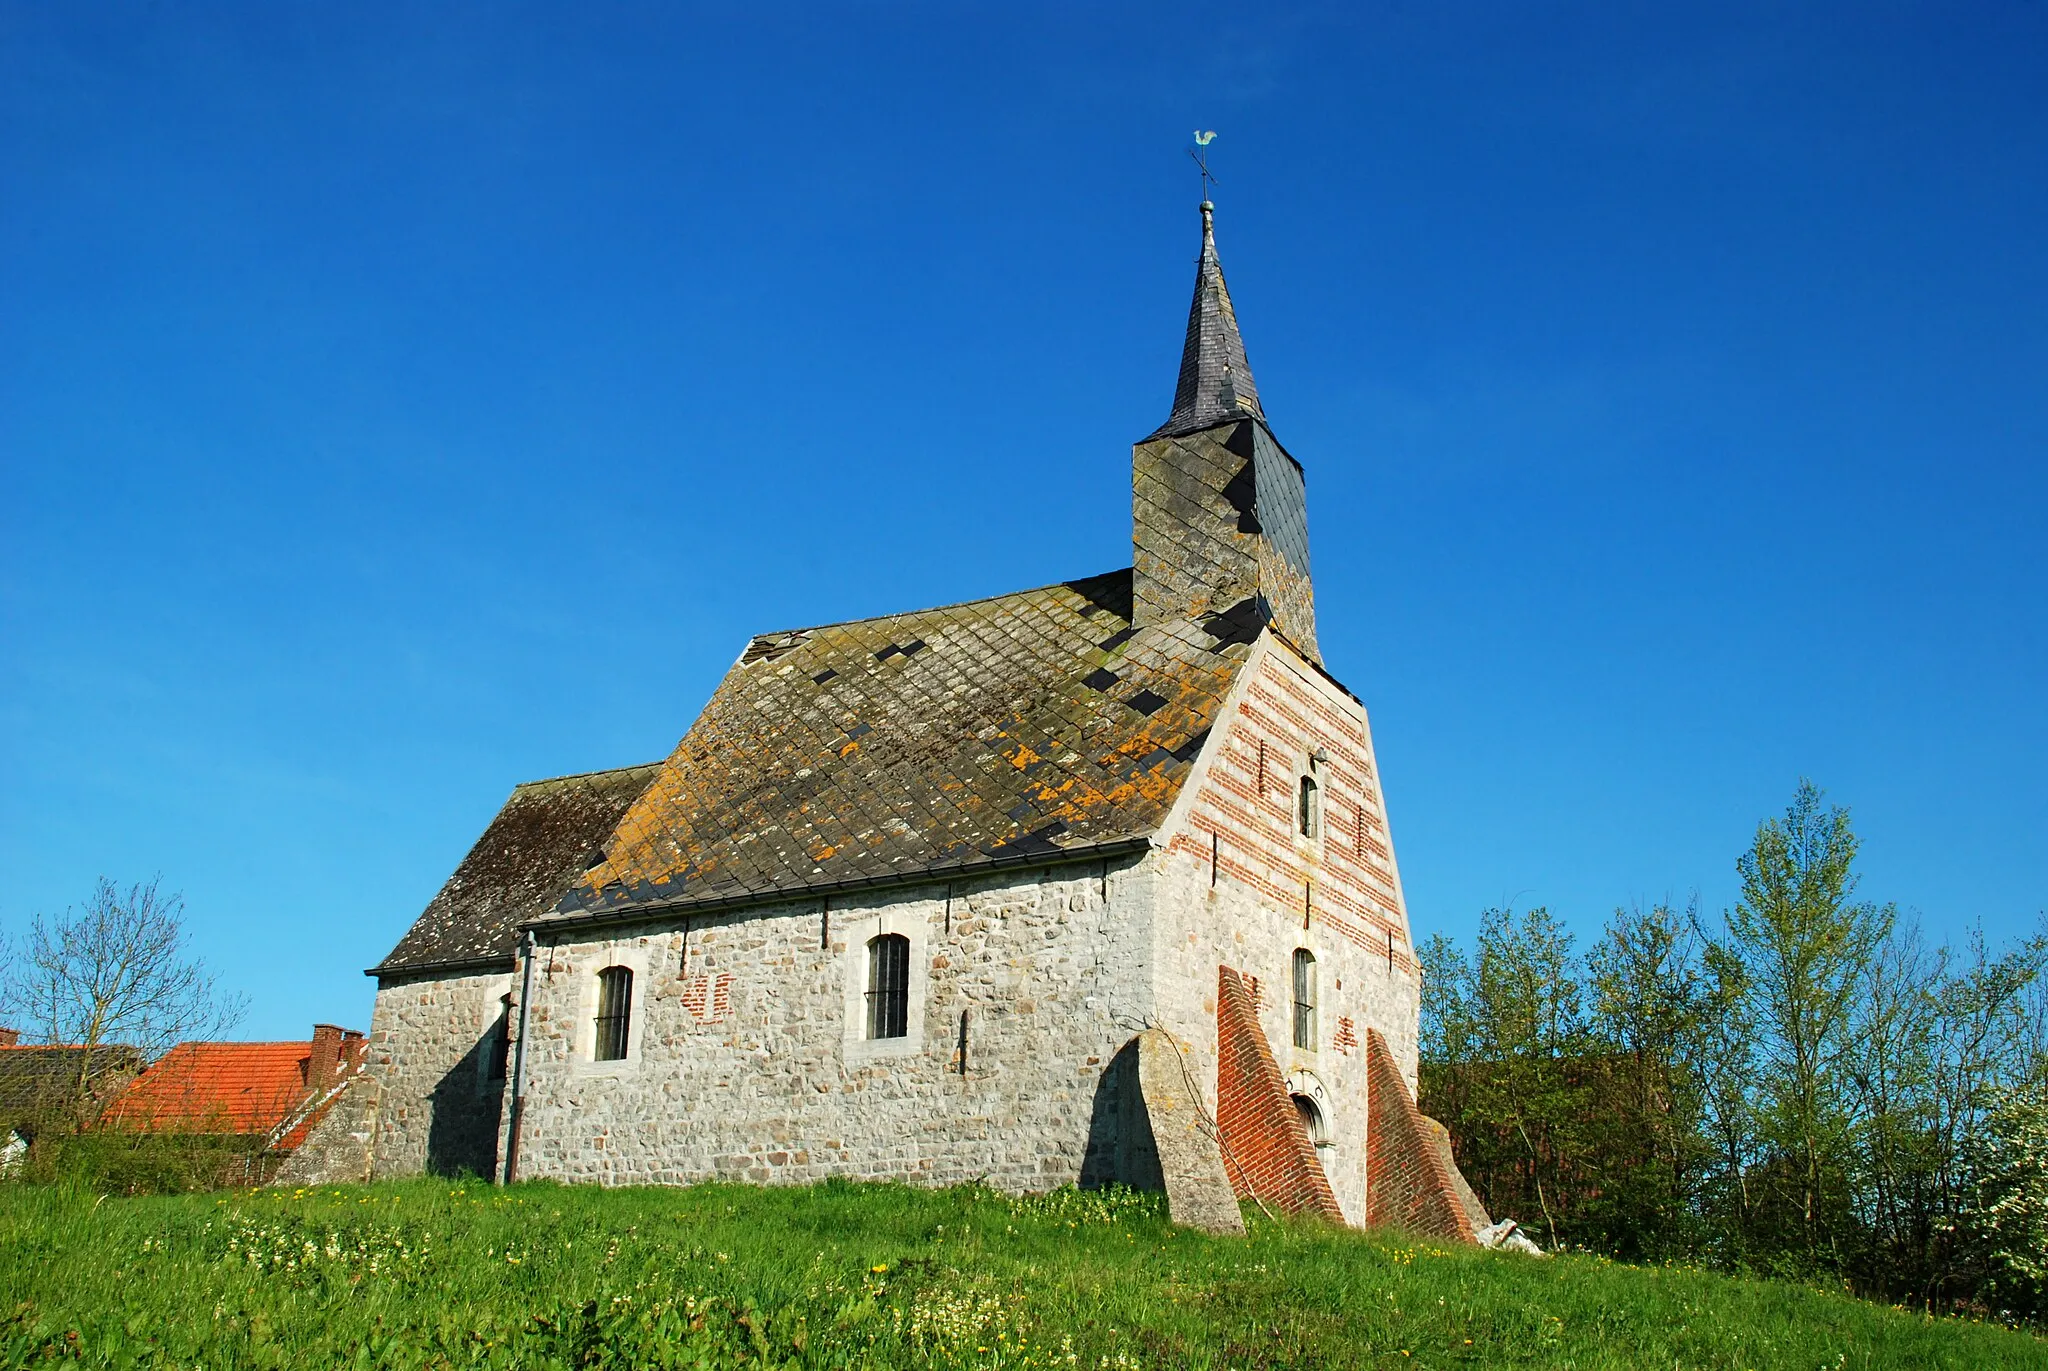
[1150,200,1264,438]
[1132,198,1318,661]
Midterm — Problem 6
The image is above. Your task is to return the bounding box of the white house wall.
[1146,629,1422,1223]
[506,861,1159,1191]
[367,967,515,1180]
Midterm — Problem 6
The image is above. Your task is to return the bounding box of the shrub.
[1961,1083,2048,1323]
[10,1126,275,1194]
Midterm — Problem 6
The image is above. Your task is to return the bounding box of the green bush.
[9,1127,273,1195]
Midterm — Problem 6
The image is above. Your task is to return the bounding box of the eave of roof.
[529,835,1153,936]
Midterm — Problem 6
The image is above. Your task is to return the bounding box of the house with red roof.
[102,1023,365,1155]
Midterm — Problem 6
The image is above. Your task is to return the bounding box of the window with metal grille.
[594,966,633,1062]
[1292,948,1317,1050]
[866,934,909,1040]
[1298,774,1320,838]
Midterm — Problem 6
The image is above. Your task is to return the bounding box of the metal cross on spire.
[1189,130,1218,202]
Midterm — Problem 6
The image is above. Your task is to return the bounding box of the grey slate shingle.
[372,764,660,974]
[549,568,1252,923]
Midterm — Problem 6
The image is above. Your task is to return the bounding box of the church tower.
[1132,200,1319,662]
[324,191,1491,1248]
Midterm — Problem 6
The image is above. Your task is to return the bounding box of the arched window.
[1292,948,1317,1050]
[1298,774,1320,838]
[594,966,633,1062]
[866,934,910,1040]
[1292,1093,1330,1149]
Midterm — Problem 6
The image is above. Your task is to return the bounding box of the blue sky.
[3,3,2042,1040]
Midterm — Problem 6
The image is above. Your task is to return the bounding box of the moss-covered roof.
[373,764,660,975]
[545,567,1251,923]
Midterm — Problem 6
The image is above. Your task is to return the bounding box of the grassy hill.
[2,1179,2041,1369]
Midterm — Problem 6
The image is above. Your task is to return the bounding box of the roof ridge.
[156,1041,316,1052]
[510,761,666,792]
[0,1043,135,1053]
[739,567,1134,644]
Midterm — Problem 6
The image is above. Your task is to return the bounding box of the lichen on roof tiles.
[373,763,661,974]
[549,567,1251,920]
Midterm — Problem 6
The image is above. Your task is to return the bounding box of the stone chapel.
[283,202,1490,1240]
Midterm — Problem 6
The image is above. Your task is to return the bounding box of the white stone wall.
[365,633,1426,1215]
[1143,630,1423,1224]
[1146,847,1419,1223]
[507,861,1158,1191]
[367,967,516,1180]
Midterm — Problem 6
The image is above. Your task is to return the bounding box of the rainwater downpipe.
[501,928,538,1185]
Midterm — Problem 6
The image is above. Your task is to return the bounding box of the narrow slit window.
[866,933,910,1040]
[488,995,512,1083]
[1298,774,1320,838]
[1292,948,1318,1050]
[594,966,633,1062]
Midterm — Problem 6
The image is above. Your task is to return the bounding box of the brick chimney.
[308,1024,346,1090]
[0,1028,19,1048]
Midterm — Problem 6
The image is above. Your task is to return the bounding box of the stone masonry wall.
[367,967,515,1180]
[1148,632,1422,1225]
[508,859,1157,1192]
[272,1075,380,1186]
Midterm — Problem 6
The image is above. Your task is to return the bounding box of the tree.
[1847,920,2048,1304]
[1415,783,2044,1315]
[1418,930,1475,1069]
[1695,933,1761,1258]
[1843,919,1942,1297]
[0,877,245,1121]
[1718,780,1892,1270]
[1420,906,1592,1246]
[1585,900,1713,1258]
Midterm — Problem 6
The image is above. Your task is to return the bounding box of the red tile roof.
[102,1027,367,1150]
[103,1042,318,1139]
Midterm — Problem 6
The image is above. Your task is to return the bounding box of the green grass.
[1,1179,2041,1369]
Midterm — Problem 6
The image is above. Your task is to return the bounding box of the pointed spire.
[1150,200,1264,439]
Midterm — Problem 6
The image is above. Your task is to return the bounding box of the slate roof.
[1150,201,1265,439]
[549,568,1253,923]
[0,1044,143,1136]
[383,201,1300,954]
[374,764,661,974]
